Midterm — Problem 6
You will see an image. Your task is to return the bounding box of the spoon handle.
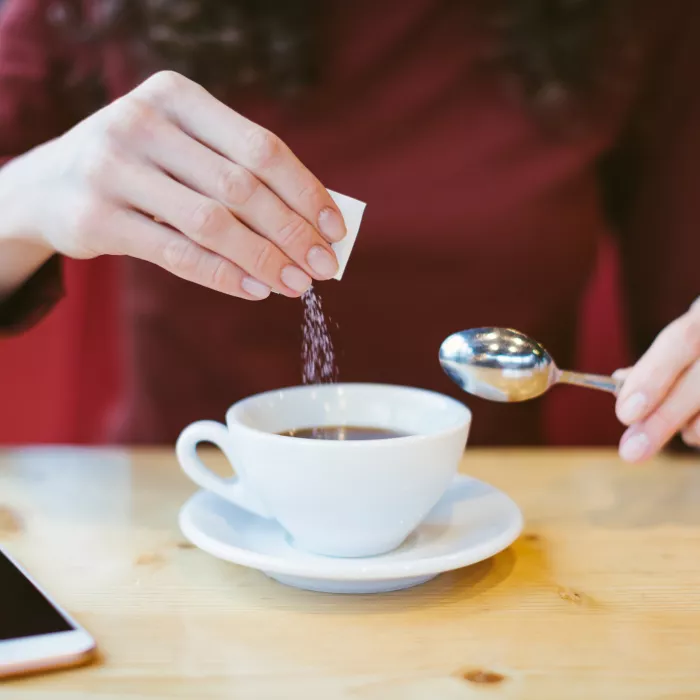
[558,371,623,396]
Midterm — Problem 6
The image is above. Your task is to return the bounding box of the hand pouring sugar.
[301,190,366,386]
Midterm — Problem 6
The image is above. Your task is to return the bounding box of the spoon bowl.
[439,327,621,402]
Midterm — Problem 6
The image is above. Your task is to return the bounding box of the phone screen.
[0,550,73,641]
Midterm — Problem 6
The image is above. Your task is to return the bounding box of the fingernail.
[281,265,312,293]
[620,430,651,462]
[241,277,270,299]
[318,207,346,242]
[617,392,648,424]
[307,246,338,278]
[612,368,630,380]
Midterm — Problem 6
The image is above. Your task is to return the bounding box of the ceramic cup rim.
[224,382,471,448]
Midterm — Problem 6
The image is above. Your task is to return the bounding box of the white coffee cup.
[176,383,471,558]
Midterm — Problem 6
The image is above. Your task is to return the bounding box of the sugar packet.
[326,189,366,280]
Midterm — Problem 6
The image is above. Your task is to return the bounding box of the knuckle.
[252,238,276,276]
[245,127,282,170]
[162,239,229,291]
[276,214,311,249]
[139,70,187,100]
[210,257,234,291]
[104,99,157,144]
[297,180,326,212]
[162,237,196,274]
[165,243,239,294]
[218,166,257,207]
[188,200,229,244]
[82,140,127,186]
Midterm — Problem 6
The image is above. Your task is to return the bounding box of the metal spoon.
[439,327,622,402]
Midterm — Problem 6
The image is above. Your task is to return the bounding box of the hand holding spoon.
[439,327,622,402]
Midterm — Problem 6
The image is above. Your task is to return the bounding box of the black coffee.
[279,426,409,441]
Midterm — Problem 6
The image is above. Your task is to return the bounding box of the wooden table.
[1,447,700,699]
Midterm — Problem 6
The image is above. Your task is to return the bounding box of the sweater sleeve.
[0,255,63,334]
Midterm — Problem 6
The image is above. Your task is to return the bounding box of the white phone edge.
[0,545,96,678]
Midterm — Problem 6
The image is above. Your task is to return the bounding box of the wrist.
[0,156,56,297]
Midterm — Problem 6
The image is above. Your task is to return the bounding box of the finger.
[681,413,700,448]
[611,367,632,396]
[619,359,700,462]
[102,156,313,296]
[103,208,271,300]
[133,72,347,242]
[616,304,700,425]
[141,118,338,280]
[612,367,632,381]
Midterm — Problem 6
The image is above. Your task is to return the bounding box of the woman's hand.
[0,71,345,300]
[615,298,700,461]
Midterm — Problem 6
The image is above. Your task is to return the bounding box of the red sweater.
[0,0,698,446]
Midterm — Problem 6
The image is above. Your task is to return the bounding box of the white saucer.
[179,475,523,594]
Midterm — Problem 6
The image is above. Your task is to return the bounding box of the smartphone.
[0,546,96,679]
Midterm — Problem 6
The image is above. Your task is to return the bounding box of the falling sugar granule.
[301,287,339,385]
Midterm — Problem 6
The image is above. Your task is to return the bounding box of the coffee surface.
[279,426,409,441]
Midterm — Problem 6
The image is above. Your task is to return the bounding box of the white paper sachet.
[327,189,366,280]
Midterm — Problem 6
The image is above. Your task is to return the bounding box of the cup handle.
[175,420,272,519]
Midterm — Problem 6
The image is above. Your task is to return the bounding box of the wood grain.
[1,447,699,699]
